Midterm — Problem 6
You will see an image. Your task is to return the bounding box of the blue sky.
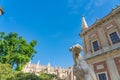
[0,0,119,68]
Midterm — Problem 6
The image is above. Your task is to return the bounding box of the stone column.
[114,14,120,29]
[88,63,94,72]
[98,28,109,48]
[106,57,120,80]
[85,35,91,54]
[71,69,74,80]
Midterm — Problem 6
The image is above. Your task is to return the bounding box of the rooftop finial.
[37,60,40,65]
[82,14,84,17]
[47,62,51,67]
[81,16,88,30]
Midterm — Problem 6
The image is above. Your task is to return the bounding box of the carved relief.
[106,24,113,30]
[90,34,96,39]
[96,64,104,70]
[104,21,116,31]
[93,61,111,80]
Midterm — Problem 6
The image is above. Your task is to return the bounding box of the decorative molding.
[90,34,96,38]
[106,24,113,30]
[96,64,104,70]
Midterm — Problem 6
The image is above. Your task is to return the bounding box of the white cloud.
[67,0,82,15]
[94,0,106,6]
[85,0,94,10]
[85,0,106,10]
[67,0,107,15]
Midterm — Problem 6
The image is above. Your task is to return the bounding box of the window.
[109,32,120,44]
[92,41,99,51]
[98,73,107,80]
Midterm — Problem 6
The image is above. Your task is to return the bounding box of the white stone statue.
[69,44,97,80]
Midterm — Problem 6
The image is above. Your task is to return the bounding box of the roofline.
[80,5,120,37]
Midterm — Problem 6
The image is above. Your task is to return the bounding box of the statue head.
[70,44,82,53]
[69,44,83,59]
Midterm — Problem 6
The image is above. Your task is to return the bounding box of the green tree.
[0,63,15,80]
[8,72,40,80]
[0,32,37,70]
[39,73,59,80]
[0,63,40,80]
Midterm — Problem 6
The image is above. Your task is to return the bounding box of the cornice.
[80,6,120,37]
[84,43,120,60]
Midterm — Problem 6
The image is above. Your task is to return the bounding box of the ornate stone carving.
[96,64,104,70]
[70,44,97,80]
[106,24,113,30]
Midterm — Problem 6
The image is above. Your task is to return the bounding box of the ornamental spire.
[82,16,88,30]
[37,60,40,65]
[47,62,51,67]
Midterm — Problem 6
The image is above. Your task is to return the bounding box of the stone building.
[80,5,120,80]
[22,61,75,80]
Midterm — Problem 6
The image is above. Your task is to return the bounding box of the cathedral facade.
[80,5,120,80]
[22,61,75,80]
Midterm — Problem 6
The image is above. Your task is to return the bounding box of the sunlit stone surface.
[70,44,97,80]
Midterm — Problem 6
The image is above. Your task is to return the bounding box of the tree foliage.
[0,32,37,70]
[0,63,40,80]
[39,73,59,80]
[8,72,40,80]
[0,63,15,80]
